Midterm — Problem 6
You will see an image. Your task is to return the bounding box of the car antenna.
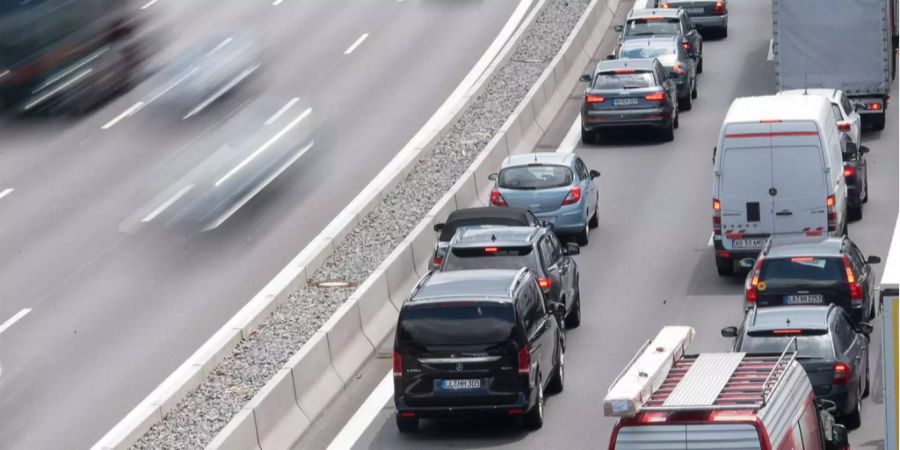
[803,74,808,95]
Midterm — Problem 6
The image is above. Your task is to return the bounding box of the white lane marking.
[215,107,313,186]
[23,68,93,111]
[344,33,370,55]
[102,102,145,130]
[265,97,300,125]
[707,232,714,247]
[0,309,32,335]
[183,63,260,119]
[327,371,393,450]
[140,0,158,9]
[767,38,774,62]
[141,184,194,223]
[557,116,582,154]
[0,188,13,200]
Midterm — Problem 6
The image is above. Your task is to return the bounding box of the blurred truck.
[772,0,898,130]
[881,217,900,450]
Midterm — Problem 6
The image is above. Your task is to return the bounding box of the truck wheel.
[396,414,418,433]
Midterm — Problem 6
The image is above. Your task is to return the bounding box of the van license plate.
[440,379,481,390]
[686,7,704,13]
[732,238,766,249]
[785,294,824,305]
[614,98,638,106]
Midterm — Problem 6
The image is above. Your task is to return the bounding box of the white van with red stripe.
[712,95,847,275]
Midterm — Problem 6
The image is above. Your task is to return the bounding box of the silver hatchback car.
[489,153,600,245]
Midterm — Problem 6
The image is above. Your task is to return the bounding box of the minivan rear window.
[443,247,537,272]
[498,165,573,190]
[758,257,844,289]
[593,72,655,89]
[399,303,516,345]
[742,331,834,359]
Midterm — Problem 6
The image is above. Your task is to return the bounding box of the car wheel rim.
[559,349,565,385]
[538,382,544,417]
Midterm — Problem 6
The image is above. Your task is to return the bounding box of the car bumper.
[534,206,588,234]
[395,394,531,418]
[690,14,728,29]
[581,106,672,131]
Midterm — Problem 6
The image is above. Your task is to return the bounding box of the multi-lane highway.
[299,0,899,448]
[0,1,528,448]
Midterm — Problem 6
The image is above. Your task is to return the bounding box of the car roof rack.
[603,326,798,417]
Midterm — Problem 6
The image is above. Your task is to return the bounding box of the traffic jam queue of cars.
[389,3,883,447]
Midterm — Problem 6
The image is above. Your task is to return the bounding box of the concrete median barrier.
[354,271,397,348]
[289,332,344,421]
[247,368,310,450]
[409,215,439,278]
[205,409,260,450]
[323,299,375,383]
[381,242,418,310]
[452,171,480,210]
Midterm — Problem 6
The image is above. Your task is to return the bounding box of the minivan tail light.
[644,91,665,102]
[745,257,764,304]
[826,195,836,232]
[712,198,722,236]
[837,122,851,132]
[841,256,863,305]
[843,166,855,177]
[491,189,508,207]
[833,362,851,384]
[518,347,531,375]
[393,352,402,378]
[562,186,582,205]
[537,277,552,290]
[713,1,725,14]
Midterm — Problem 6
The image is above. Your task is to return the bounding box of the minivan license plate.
[732,238,766,249]
[614,98,638,106]
[440,379,481,390]
[785,294,824,305]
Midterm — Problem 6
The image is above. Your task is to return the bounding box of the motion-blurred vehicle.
[617,36,698,110]
[0,0,146,114]
[743,236,880,323]
[488,152,600,245]
[393,269,566,432]
[780,89,862,149]
[579,58,679,142]
[430,207,544,270]
[722,305,872,429]
[440,225,582,327]
[841,137,870,221]
[614,8,703,72]
[712,95,847,275]
[659,0,728,37]
[605,326,851,449]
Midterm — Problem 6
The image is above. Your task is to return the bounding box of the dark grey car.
[617,36,698,110]
[615,8,703,72]
[722,305,872,429]
[579,58,679,143]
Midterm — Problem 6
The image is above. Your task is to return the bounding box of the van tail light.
[644,91,665,102]
[518,347,531,375]
[562,186,582,205]
[393,352,403,378]
[671,64,686,76]
[837,122,851,132]
[833,362,852,384]
[585,94,605,104]
[431,255,443,266]
[537,277,552,290]
[712,198,722,236]
[713,1,725,14]
[843,166,855,177]
[826,194,836,232]
[745,257,764,304]
[841,256,863,306]
[491,189,508,207]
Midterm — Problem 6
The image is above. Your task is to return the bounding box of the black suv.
[744,236,881,323]
[440,226,582,327]
[722,305,873,429]
[430,207,544,270]
[393,269,566,431]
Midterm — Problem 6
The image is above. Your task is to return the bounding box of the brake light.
[518,347,531,375]
[490,189,507,207]
[841,256,863,305]
[644,91,665,102]
[826,194,836,232]
[432,255,443,266]
[713,1,725,14]
[866,102,882,110]
[712,198,722,236]
[585,94,605,103]
[613,68,637,74]
[537,277,552,290]
[671,64,685,75]
[837,122,851,132]
[562,186,582,205]
[660,2,670,7]
[745,257,764,304]
[843,166,855,177]
[833,362,851,384]
[484,247,499,253]
[393,352,402,378]
[759,119,782,123]
[682,41,690,50]
[773,329,802,335]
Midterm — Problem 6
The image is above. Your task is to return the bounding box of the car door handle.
[775,210,793,216]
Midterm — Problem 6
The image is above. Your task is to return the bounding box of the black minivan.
[393,269,566,432]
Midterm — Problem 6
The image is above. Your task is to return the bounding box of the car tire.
[863,363,871,398]
[679,93,692,111]
[843,387,863,430]
[547,339,565,394]
[566,291,582,329]
[691,79,698,99]
[396,414,419,433]
[524,376,545,430]
[848,202,863,222]
[581,127,597,145]
[588,205,599,229]
[842,220,849,237]
[716,259,734,276]
[863,175,869,203]
[698,56,703,74]
[721,27,728,38]
[574,224,589,246]
[661,119,676,141]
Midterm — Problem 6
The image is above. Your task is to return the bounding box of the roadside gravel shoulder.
[133,1,591,448]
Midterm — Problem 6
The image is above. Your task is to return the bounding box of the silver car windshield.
[498,165,573,189]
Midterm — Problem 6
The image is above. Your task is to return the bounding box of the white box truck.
[881,216,900,449]
[772,0,898,130]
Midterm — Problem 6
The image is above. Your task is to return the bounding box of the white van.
[712,95,847,275]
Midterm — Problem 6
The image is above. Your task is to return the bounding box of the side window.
[832,312,854,353]
[547,233,563,261]
[831,104,843,122]
[538,238,557,266]
[656,63,667,83]
[575,158,588,180]
[516,287,533,331]
[527,281,546,325]
[848,243,866,275]
[840,94,853,116]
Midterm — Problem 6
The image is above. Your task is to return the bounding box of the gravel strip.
[134,1,591,448]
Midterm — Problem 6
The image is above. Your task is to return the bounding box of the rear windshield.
[592,72,655,89]
[443,247,538,272]
[619,44,676,60]
[498,165,572,190]
[741,331,834,359]
[758,257,845,289]
[399,303,516,345]
[439,218,527,241]
[624,18,680,37]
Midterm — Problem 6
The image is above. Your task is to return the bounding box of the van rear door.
[719,123,774,252]
[612,424,763,449]
[770,123,828,236]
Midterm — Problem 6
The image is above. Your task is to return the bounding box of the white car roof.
[779,88,840,102]
[724,95,832,124]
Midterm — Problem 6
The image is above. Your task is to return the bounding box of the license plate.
[732,238,766,249]
[614,98,638,106]
[784,294,825,305]
[686,7,704,13]
[440,379,481,390]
